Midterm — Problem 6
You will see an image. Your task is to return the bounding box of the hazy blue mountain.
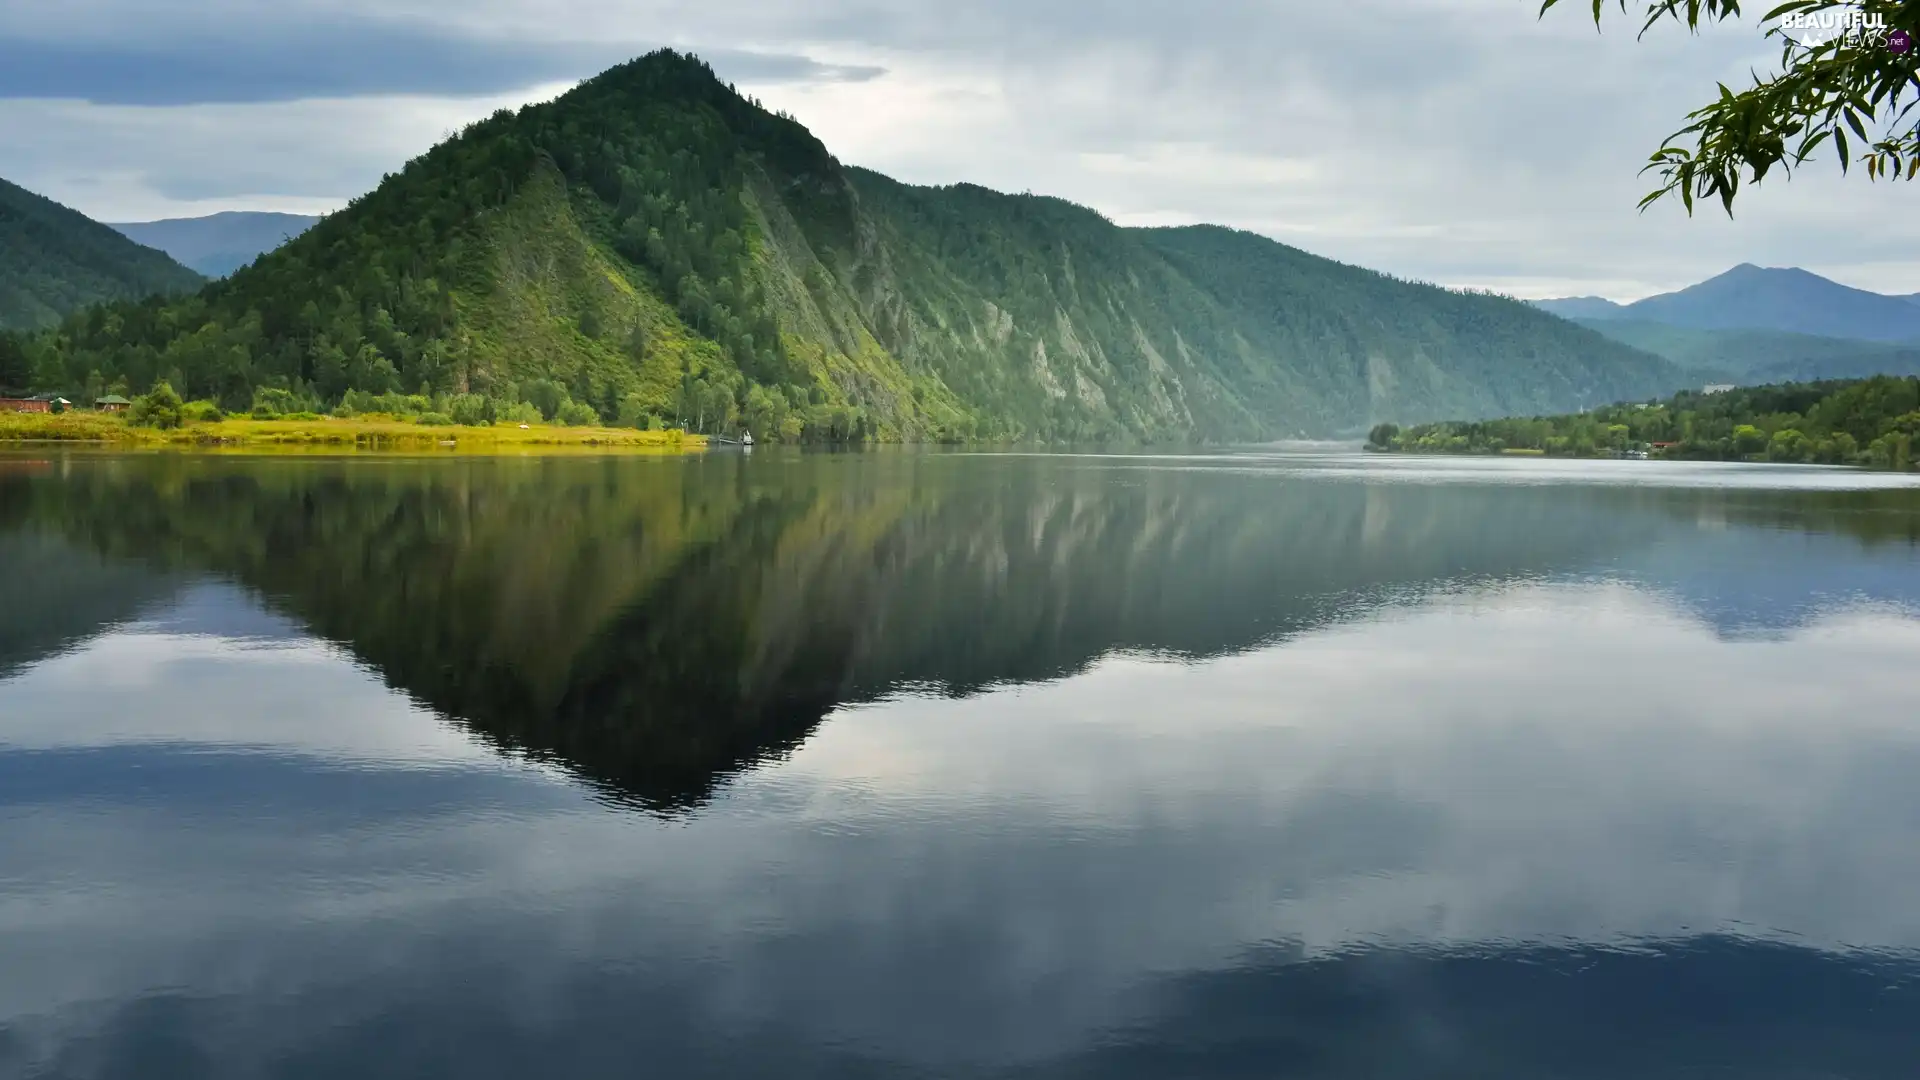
[1541,264,1920,343]
[1567,316,1920,379]
[1532,296,1627,320]
[1750,345,1920,383]
[0,176,202,332]
[1531,265,1920,385]
[109,211,321,277]
[1623,264,1920,341]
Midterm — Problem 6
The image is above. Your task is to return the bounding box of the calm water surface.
[3,447,1920,1078]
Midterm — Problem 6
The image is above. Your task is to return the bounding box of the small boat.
[742,430,755,447]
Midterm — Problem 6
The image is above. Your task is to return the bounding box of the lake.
[3,447,1920,1078]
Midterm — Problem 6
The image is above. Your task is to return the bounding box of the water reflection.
[1,450,1918,1077]
[6,452,1918,810]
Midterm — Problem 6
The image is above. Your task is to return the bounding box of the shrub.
[415,412,455,426]
[447,393,492,426]
[498,402,542,425]
[129,381,184,429]
[182,400,224,423]
[285,411,322,421]
[340,390,429,417]
[556,401,601,427]
[251,387,298,418]
[617,392,649,428]
[523,378,569,420]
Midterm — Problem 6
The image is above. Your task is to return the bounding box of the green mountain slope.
[0,176,203,333]
[1754,347,1920,383]
[1134,226,1679,426]
[1569,316,1920,381]
[10,51,1685,440]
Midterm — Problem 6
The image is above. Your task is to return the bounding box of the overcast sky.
[0,0,1911,300]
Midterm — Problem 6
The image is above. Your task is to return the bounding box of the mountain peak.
[580,49,727,96]
[563,49,773,121]
[1626,264,1920,341]
[1714,262,1823,282]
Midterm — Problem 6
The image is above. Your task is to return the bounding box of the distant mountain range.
[1533,264,1920,384]
[109,212,321,278]
[0,176,203,333]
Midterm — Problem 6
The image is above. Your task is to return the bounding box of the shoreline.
[0,412,707,453]
[1362,446,1917,471]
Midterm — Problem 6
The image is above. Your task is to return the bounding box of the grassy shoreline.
[0,411,706,452]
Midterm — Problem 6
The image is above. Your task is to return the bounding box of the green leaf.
[1845,109,1868,143]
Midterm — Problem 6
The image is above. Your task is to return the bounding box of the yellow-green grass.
[0,411,706,453]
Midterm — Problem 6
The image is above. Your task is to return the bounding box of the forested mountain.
[0,177,202,335]
[1533,296,1628,320]
[5,51,1684,440]
[1539,265,1920,342]
[1566,316,1920,381]
[109,212,321,277]
[1626,265,1920,341]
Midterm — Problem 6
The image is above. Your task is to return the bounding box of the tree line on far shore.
[1368,377,1920,470]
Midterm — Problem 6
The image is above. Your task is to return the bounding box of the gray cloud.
[0,15,881,105]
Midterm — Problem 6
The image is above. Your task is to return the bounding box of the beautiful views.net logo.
[1775,6,1910,52]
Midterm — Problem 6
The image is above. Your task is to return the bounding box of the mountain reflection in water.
[1,448,1918,1079]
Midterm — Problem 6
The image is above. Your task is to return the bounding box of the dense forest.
[0,177,202,339]
[1,51,1687,441]
[1368,376,1920,469]
[1567,317,1920,384]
